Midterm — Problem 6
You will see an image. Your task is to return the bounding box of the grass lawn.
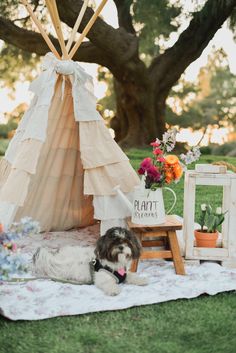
[0,153,236,353]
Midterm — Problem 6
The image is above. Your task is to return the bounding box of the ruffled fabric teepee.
[0,1,140,233]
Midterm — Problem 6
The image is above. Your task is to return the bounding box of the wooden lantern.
[183,166,236,268]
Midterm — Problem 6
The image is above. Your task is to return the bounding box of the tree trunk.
[110,70,167,147]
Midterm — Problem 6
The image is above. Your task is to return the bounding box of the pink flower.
[157,157,166,163]
[150,141,160,147]
[138,167,145,175]
[153,148,163,155]
[147,165,161,182]
[140,157,152,170]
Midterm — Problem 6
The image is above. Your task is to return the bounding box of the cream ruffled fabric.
[79,120,139,195]
[0,55,140,231]
[15,80,94,231]
[0,79,94,230]
[84,162,139,195]
[0,159,11,188]
[79,121,128,169]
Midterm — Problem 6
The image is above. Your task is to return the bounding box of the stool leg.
[168,231,186,275]
[163,235,172,261]
[130,232,142,272]
[130,259,139,272]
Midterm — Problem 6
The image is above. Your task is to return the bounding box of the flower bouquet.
[0,217,40,280]
[138,128,201,190]
[131,129,201,225]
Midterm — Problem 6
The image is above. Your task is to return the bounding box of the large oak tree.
[0,0,236,146]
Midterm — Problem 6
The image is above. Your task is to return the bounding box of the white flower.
[162,133,169,144]
[216,207,222,215]
[201,204,207,211]
[166,143,175,152]
[180,146,201,165]
[162,128,177,144]
[192,146,201,159]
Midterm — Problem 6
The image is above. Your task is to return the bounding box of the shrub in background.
[212,142,236,156]
[200,145,213,155]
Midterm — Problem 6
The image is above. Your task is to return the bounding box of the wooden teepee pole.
[20,0,60,58]
[68,0,108,60]
[66,0,89,53]
[45,0,69,59]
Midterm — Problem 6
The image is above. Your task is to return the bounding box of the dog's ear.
[103,227,116,238]
[103,227,124,238]
[129,231,142,259]
[94,236,107,259]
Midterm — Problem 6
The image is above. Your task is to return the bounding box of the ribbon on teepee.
[21,53,101,143]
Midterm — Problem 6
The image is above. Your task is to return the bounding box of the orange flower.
[165,155,179,165]
[173,163,183,179]
[165,170,174,184]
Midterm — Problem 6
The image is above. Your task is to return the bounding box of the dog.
[32,227,148,296]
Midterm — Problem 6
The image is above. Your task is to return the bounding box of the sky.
[0,0,236,144]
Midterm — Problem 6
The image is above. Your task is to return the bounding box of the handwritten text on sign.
[133,199,160,219]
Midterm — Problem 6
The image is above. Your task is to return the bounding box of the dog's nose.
[118,245,124,251]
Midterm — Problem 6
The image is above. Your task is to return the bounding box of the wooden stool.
[127,215,185,275]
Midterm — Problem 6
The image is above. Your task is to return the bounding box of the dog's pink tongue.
[117,268,126,276]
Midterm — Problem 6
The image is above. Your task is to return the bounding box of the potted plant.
[194,204,227,248]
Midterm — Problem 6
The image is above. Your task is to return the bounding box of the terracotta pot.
[194,230,218,248]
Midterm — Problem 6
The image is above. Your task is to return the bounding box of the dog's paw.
[104,285,121,296]
[135,276,149,286]
[126,273,149,286]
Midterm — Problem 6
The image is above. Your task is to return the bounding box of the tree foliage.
[132,0,182,59]
[0,44,39,89]
[0,0,236,146]
[166,49,236,131]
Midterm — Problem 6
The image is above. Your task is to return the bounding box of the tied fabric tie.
[55,60,74,101]
[61,76,65,101]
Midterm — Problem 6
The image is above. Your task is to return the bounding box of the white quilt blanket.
[1,224,236,321]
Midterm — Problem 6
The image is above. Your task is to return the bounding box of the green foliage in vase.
[198,204,227,233]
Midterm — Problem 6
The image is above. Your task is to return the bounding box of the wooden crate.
[183,170,236,268]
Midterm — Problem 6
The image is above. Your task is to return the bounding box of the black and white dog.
[33,227,148,296]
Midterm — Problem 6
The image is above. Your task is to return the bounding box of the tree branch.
[57,0,138,64]
[12,15,30,24]
[150,0,236,93]
[0,0,139,80]
[113,0,136,34]
[0,16,113,67]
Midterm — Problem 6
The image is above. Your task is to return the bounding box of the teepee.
[0,0,140,234]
